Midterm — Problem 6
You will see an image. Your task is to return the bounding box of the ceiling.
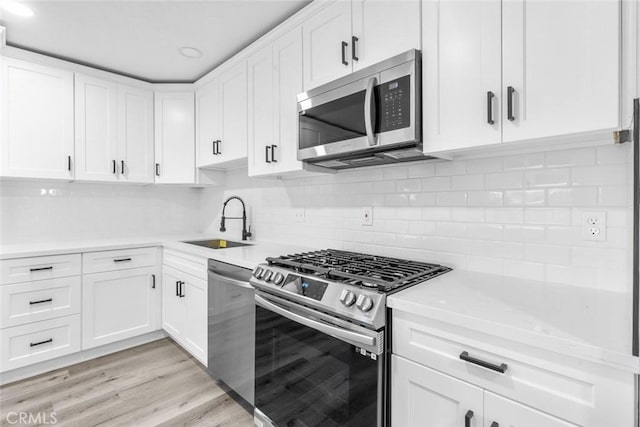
[0,0,310,83]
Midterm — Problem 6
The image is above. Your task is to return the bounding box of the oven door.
[254,292,385,427]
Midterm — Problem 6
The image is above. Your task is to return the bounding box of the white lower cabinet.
[392,355,483,427]
[82,266,160,350]
[392,310,635,427]
[162,264,207,365]
[0,315,81,372]
[484,391,577,427]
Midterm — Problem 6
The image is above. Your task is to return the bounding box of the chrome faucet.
[220,196,252,241]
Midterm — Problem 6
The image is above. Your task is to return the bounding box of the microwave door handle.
[364,76,377,146]
[255,294,375,348]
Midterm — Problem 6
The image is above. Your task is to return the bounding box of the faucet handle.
[246,225,252,239]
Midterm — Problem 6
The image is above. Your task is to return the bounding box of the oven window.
[299,90,367,149]
[255,305,380,427]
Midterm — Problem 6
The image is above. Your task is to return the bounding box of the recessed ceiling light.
[0,0,34,18]
[179,47,203,59]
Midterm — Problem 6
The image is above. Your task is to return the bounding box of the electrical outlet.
[361,207,373,226]
[582,211,607,241]
[294,208,305,223]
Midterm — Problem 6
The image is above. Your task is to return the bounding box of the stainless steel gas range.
[250,249,451,427]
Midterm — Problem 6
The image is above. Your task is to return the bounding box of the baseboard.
[0,330,167,386]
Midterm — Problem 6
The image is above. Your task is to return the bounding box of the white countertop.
[0,234,312,270]
[388,269,639,373]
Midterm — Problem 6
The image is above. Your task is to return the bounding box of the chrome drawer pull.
[113,258,132,263]
[29,298,53,305]
[459,351,508,374]
[30,266,53,272]
[30,338,53,347]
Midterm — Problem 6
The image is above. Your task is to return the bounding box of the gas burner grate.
[266,249,451,292]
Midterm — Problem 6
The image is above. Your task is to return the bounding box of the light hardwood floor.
[0,338,253,427]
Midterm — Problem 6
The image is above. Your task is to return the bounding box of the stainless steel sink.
[183,239,251,249]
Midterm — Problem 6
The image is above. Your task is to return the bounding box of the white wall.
[202,143,634,292]
[0,181,202,245]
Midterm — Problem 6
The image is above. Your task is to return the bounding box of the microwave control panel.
[378,75,411,132]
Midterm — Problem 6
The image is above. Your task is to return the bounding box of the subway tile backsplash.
[202,143,633,292]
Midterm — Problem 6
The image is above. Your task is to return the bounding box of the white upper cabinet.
[502,0,620,143]
[218,61,248,164]
[154,91,195,184]
[422,0,502,153]
[248,45,276,177]
[249,27,308,177]
[302,0,353,90]
[0,58,74,180]
[117,84,154,183]
[75,75,154,183]
[195,77,221,167]
[195,60,248,168]
[75,74,119,182]
[351,0,421,71]
[423,0,621,154]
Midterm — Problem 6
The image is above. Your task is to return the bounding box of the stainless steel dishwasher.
[207,259,255,405]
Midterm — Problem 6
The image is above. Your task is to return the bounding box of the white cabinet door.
[183,276,207,365]
[218,61,248,164]
[248,44,276,177]
[392,355,484,427]
[484,392,578,427]
[82,266,159,349]
[422,0,502,153]
[302,0,352,90]
[351,0,421,71]
[272,27,305,174]
[117,84,154,183]
[162,266,185,341]
[154,92,195,184]
[0,58,74,179]
[74,74,119,182]
[502,0,620,142]
[195,78,221,167]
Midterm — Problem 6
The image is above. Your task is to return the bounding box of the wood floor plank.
[0,338,253,427]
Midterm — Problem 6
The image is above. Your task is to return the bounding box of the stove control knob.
[253,267,264,279]
[272,273,284,285]
[263,270,273,282]
[339,290,356,307]
[356,295,374,312]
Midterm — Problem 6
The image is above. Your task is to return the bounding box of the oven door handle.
[255,294,376,347]
[364,76,377,147]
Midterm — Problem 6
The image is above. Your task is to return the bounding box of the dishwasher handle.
[208,269,254,289]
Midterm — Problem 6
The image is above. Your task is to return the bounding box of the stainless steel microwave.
[297,50,433,169]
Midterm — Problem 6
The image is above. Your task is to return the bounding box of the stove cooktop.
[265,249,451,293]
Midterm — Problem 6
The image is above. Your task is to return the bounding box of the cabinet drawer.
[0,254,81,285]
[0,315,81,372]
[0,276,81,329]
[163,248,207,281]
[83,247,158,274]
[392,310,606,426]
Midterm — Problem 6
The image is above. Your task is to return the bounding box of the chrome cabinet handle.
[30,266,53,272]
[487,91,495,125]
[29,298,52,305]
[341,41,348,66]
[459,351,508,373]
[113,258,132,263]
[155,163,160,176]
[112,159,117,174]
[352,36,359,61]
[120,160,125,174]
[465,410,474,427]
[364,76,377,147]
[271,145,277,163]
[507,86,516,121]
[30,338,53,347]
